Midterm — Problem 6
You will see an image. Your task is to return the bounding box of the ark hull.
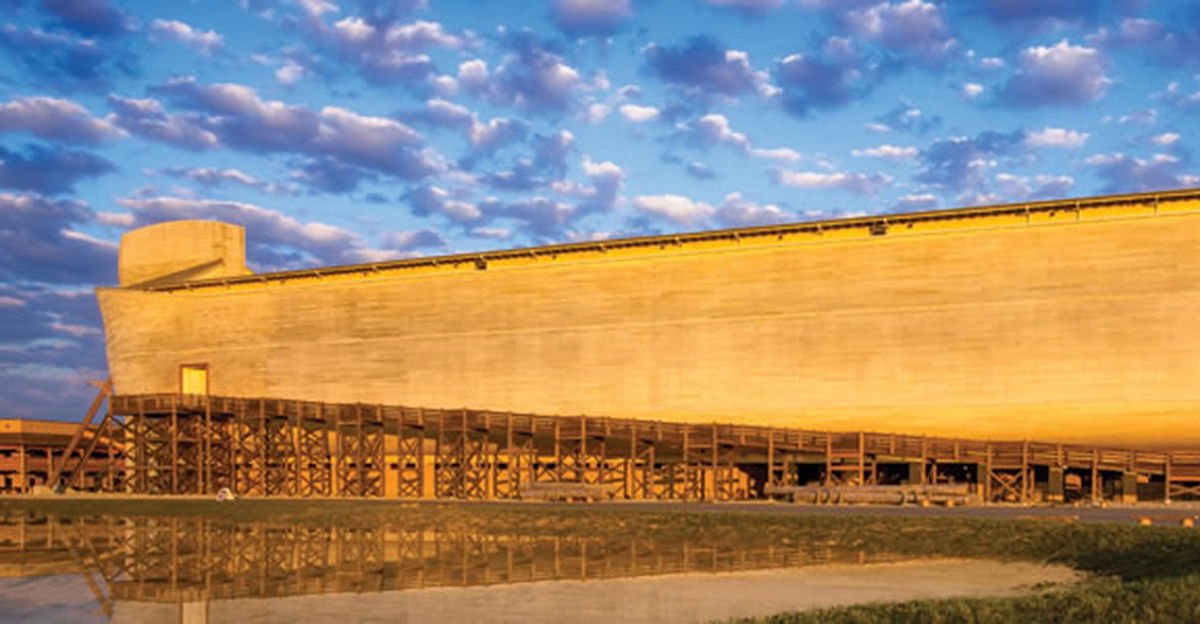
[97,192,1200,449]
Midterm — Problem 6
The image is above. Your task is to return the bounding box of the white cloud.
[276,63,306,85]
[619,103,660,122]
[851,144,918,160]
[149,19,223,54]
[1001,40,1110,106]
[773,169,892,194]
[749,147,801,162]
[0,96,124,144]
[714,192,790,227]
[1025,127,1089,149]
[1150,132,1180,147]
[962,83,984,98]
[634,194,714,226]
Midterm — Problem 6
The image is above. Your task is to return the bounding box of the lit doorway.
[180,364,209,395]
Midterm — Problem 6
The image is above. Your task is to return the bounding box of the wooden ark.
[97,189,1200,449]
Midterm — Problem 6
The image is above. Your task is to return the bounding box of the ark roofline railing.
[136,187,1200,293]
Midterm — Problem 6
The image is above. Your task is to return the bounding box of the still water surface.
[0,514,1074,623]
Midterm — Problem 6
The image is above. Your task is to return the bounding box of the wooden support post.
[259,399,268,496]
[376,404,385,498]
[824,434,833,486]
[136,397,147,494]
[710,424,719,501]
[203,397,212,495]
[766,429,775,488]
[17,443,26,494]
[229,401,240,495]
[1091,448,1100,502]
[857,432,865,487]
[919,438,928,486]
[553,420,562,482]
[1021,441,1030,503]
[681,427,690,500]
[170,396,179,495]
[1165,452,1173,503]
[292,408,302,497]
[332,403,342,497]
[506,412,516,497]
[627,422,637,499]
[983,443,992,502]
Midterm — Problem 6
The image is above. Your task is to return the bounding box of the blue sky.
[3,0,1200,420]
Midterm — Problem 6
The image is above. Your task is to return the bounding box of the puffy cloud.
[772,169,891,195]
[458,33,592,111]
[962,83,983,98]
[914,130,1024,194]
[1025,127,1089,149]
[749,147,801,162]
[0,144,114,195]
[673,113,798,161]
[38,0,131,37]
[377,228,447,253]
[675,113,750,150]
[0,96,123,144]
[775,37,880,116]
[993,173,1075,200]
[0,192,116,284]
[851,144,918,160]
[534,130,576,173]
[106,95,219,151]
[550,0,633,37]
[1102,108,1157,126]
[153,167,299,196]
[890,193,938,212]
[405,98,475,130]
[149,19,224,54]
[1085,18,1164,49]
[467,116,529,151]
[645,35,773,98]
[111,195,387,269]
[290,157,376,193]
[403,98,530,155]
[999,40,1110,107]
[481,159,544,191]
[284,4,469,85]
[577,155,624,212]
[146,78,443,185]
[844,0,959,64]
[1085,152,1196,194]
[619,104,660,122]
[276,62,307,85]
[404,185,483,225]
[325,17,463,82]
[1150,132,1180,147]
[634,194,714,226]
[713,192,790,227]
[867,102,940,134]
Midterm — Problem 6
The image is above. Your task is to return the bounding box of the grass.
[3,498,1200,622]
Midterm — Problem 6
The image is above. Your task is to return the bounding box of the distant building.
[0,419,116,493]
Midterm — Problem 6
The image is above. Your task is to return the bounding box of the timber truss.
[48,391,1200,503]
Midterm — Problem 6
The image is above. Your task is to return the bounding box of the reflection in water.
[0,513,894,623]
